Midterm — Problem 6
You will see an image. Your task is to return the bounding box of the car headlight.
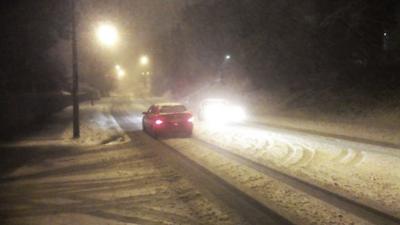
[230,106,246,122]
[202,103,246,124]
[204,104,228,122]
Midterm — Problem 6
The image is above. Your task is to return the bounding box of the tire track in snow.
[190,137,400,225]
[333,148,365,166]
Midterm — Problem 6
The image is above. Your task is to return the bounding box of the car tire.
[142,120,147,133]
[185,130,193,138]
[151,126,159,139]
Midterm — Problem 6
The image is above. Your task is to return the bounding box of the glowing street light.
[225,54,231,60]
[117,70,126,79]
[115,64,126,79]
[96,23,119,47]
[139,55,150,66]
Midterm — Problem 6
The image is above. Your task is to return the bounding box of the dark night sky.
[1,0,399,96]
[50,0,192,85]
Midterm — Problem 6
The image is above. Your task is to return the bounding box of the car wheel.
[151,126,159,139]
[185,130,193,138]
[142,120,147,132]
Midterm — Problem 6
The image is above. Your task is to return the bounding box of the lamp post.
[139,55,150,66]
[71,0,80,138]
[70,0,119,139]
[217,54,232,83]
[115,65,126,80]
[139,55,151,95]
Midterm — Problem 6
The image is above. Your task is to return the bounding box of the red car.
[142,103,194,138]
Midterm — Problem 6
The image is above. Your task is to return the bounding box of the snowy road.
[0,99,247,225]
[1,97,398,225]
[113,97,400,225]
[111,101,292,225]
[194,122,400,220]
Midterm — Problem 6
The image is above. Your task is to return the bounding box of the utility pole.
[71,0,80,138]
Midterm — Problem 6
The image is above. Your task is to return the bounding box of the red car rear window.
[160,105,186,113]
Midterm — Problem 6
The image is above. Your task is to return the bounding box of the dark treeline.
[152,0,400,99]
[0,0,115,95]
[0,0,106,137]
[0,0,71,94]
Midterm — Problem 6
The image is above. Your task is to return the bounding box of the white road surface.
[1,97,399,225]
[116,97,400,225]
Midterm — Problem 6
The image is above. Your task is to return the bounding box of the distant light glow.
[225,54,231,60]
[155,119,163,125]
[188,117,194,123]
[140,55,150,66]
[115,64,125,79]
[96,23,118,47]
[117,70,125,79]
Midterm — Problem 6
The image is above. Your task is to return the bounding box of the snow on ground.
[252,113,400,147]
[129,96,400,221]
[0,98,242,225]
[3,98,130,148]
[241,88,400,147]
[163,137,373,225]
[194,121,400,218]
[119,99,370,224]
[0,140,239,225]
[60,99,130,146]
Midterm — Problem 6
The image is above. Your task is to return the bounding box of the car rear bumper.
[154,122,193,135]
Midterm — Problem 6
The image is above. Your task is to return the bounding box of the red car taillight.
[155,119,163,125]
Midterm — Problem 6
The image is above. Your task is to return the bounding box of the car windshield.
[160,105,186,113]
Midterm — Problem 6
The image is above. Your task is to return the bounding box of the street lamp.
[71,0,80,138]
[115,65,126,80]
[117,70,126,79]
[139,55,150,66]
[70,0,119,138]
[216,54,232,83]
[96,23,119,47]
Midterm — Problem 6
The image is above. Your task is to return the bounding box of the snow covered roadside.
[163,138,373,225]
[60,99,130,146]
[0,98,130,181]
[0,98,129,149]
[0,98,244,225]
[1,98,130,148]
[194,122,400,219]
[251,113,400,147]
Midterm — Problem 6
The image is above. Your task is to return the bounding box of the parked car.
[142,103,194,138]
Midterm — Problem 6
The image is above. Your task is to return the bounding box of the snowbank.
[5,98,129,147]
[60,99,129,146]
[241,88,400,147]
